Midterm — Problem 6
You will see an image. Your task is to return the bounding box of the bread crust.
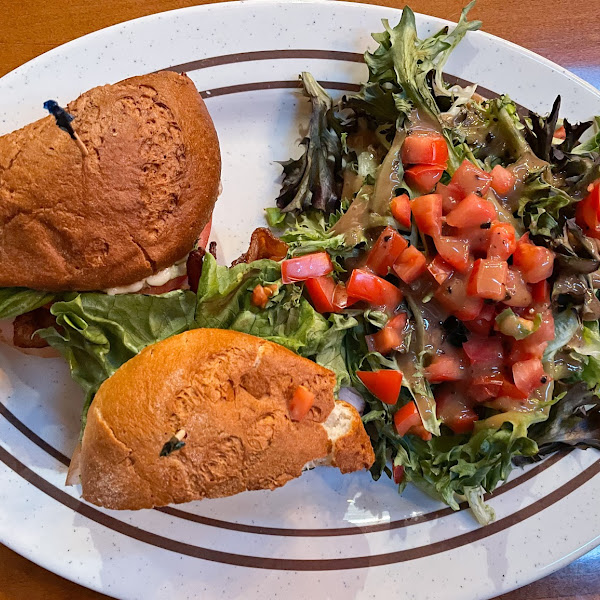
[80,329,340,510]
[0,71,220,291]
[328,401,375,474]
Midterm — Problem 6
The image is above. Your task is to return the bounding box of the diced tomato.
[490,165,516,196]
[524,310,555,347]
[281,252,333,284]
[408,424,433,441]
[391,194,411,229]
[462,225,492,256]
[450,159,492,197]
[504,267,533,308]
[435,385,479,434]
[305,278,353,313]
[464,303,496,336]
[252,284,270,309]
[434,235,471,272]
[487,222,517,260]
[512,237,555,284]
[512,359,549,395]
[471,372,504,388]
[392,464,405,484]
[358,370,403,405]
[435,269,484,321]
[393,246,427,284]
[393,401,422,435]
[347,269,403,312]
[198,217,212,250]
[530,279,548,304]
[401,133,449,166]
[500,378,528,400]
[305,276,337,313]
[463,335,504,367]
[436,181,464,213]
[424,353,465,383]
[366,226,409,276]
[554,125,566,140]
[405,166,445,194]
[332,281,356,310]
[508,338,547,364]
[427,255,454,285]
[288,385,315,421]
[467,258,508,301]
[575,182,600,238]
[469,373,504,403]
[366,313,407,355]
[411,193,443,237]
[446,193,497,229]
[469,384,501,403]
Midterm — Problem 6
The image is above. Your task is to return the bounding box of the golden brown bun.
[79,328,374,510]
[0,71,220,291]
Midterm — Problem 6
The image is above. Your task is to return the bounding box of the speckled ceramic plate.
[1,1,600,599]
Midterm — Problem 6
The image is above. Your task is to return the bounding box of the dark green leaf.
[0,288,56,320]
[276,73,343,214]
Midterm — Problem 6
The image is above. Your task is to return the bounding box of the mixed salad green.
[3,3,600,524]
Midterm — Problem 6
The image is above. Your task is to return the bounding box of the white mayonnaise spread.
[104,181,220,296]
[104,258,188,296]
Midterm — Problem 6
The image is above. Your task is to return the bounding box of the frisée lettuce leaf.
[394,424,537,524]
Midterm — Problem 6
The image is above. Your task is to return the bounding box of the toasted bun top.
[80,328,338,510]
[0,71,220,291]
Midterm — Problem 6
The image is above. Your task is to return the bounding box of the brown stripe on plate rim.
[200,80,359,99]
[198,77,509,109]
[0,401,569,536]
[0,443,598,570]
[0,402,70,467]
[166,49,364,74]
[157,450,567,536]
[160,49,515,108]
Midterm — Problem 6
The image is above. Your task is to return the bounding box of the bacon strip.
[13,307,57,348]
[231,228,288,266]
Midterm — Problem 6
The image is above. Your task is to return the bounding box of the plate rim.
[1,1,600,599]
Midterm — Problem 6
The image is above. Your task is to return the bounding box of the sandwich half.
[0,70,220,292]
[79,328,374,510]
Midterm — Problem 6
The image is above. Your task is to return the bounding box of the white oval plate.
[1,2,600,599]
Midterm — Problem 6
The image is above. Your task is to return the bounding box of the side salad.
[263,4,600,522]
[2,3,600,524]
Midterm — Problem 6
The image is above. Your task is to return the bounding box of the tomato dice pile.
[276,148,559,439]
[401,133,449,194]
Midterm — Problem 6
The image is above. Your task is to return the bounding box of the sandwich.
[0,70,220,346]
[79,328,374,510]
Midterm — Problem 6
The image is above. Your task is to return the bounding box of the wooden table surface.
[1,1,599,599]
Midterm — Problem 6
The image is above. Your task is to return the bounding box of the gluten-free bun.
[79,329,374,510]
[0,71,220,291]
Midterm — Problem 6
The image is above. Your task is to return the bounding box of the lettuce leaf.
[569,320,600,393]
[0,288,56,320]
[38,290,197,430]
[514,382,600,463]
[572,116,600,155]
[394,424,537,523]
